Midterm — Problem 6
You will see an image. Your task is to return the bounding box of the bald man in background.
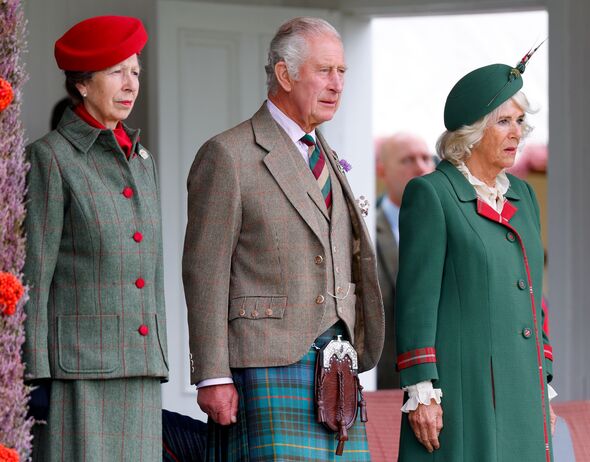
[375,132,435,389]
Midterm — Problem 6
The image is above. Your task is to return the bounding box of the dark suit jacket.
[376,204,401,389]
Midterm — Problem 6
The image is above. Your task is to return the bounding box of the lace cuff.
[548,384,558,401]
[401,380,443,413]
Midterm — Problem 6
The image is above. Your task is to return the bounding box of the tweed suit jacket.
[23,108,169,381]
[182,103,384,384]
[375,205,401,389]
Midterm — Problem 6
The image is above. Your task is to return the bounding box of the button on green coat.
[396,160,553,462]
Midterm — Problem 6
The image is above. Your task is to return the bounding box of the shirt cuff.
[401,380,443,413]
[548,384,558,401]
[196,377,234,388]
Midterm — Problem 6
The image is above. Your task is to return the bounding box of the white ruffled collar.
[456,162,510,213]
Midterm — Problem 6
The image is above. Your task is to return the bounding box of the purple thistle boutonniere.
[338,158,352,174]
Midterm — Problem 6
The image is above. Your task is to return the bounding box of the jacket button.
[315,255,324,265]
[315,295,325,304]
[506,232,516,242]
[239,309,246,317]
[135,278,145,288]
[133,231,143,242]
[265,308,273,316]
[251,310,259,318]
[517,279,526,290]
[138,324,149,336]
[522,327,532,338]
[336,286,344,295]
[122,187,134,198]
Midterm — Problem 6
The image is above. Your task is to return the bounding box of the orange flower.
[0,272,24,316]
[0,444,19,462]
[0,77,14,112]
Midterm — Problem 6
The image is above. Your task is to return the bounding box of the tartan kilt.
[206,326,370,461]
[32,377,162,462]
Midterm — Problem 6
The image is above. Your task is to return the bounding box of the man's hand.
[408,400,443,452]
[197,383,239,425]
[550,404,557,435]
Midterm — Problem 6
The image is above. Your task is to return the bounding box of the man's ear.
[274,61,293,92]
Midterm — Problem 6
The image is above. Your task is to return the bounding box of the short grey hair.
[265,17,341,95]
[436,91,535,165]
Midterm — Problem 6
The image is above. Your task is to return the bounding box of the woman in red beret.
[23,16,168,461]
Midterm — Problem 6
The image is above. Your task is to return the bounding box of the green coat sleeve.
[525,181,553,382]
[396,176,446,387]
[23,141,65,380]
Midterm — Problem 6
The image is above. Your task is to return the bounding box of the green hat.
[443,41,545,132]
[443,64,523,131]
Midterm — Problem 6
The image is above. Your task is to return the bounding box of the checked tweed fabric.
[301,134,332,213]
[206,324,370,461]
[31,378,162,462]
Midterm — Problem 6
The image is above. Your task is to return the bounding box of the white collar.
[266,99,315,144]
[456,162,511,213]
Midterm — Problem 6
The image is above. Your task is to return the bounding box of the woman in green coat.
[23,16,168,461]
[395,56,555,461]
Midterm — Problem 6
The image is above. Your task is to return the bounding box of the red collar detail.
[476,198,518,224]
[74,104,134,158]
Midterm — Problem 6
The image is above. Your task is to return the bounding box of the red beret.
[55,16,147,71]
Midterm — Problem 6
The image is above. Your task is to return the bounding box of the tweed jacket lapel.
[256,105,327,245]
[376,206,398,284]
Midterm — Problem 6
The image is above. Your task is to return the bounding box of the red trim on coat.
[544,345,553,362]
[476,198,551,462]
[397,347,437,370]
[542,297,551,337]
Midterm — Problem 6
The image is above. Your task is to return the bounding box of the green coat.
[396,160,553,462]
[23,108,168,460]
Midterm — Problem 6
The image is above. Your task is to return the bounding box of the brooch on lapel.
[356,195,369,217]
[330,149,352,174]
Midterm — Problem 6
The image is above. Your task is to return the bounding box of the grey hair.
[265,17,341,95]
[436,91,535,165]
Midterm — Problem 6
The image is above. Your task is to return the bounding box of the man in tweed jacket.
[182,17,384,460]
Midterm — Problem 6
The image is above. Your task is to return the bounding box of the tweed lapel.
[255,104,327,245]
[376,206,398,283]
[328,154,345,222]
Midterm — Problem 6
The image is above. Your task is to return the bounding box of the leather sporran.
[314,335,368,456]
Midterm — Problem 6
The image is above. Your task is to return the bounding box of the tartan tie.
[301,134,332,212]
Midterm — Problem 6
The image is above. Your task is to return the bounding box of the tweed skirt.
[206,325,370,461]
[32,377,162,462]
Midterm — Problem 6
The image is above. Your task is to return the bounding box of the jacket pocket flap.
[229,296,287,321]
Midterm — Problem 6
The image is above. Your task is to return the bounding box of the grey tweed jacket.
[23,108,168,381]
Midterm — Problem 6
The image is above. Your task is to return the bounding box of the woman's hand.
[550,404,557,435]
[408,400,443,452]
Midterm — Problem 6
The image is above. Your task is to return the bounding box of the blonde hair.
[436,91,534,165]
